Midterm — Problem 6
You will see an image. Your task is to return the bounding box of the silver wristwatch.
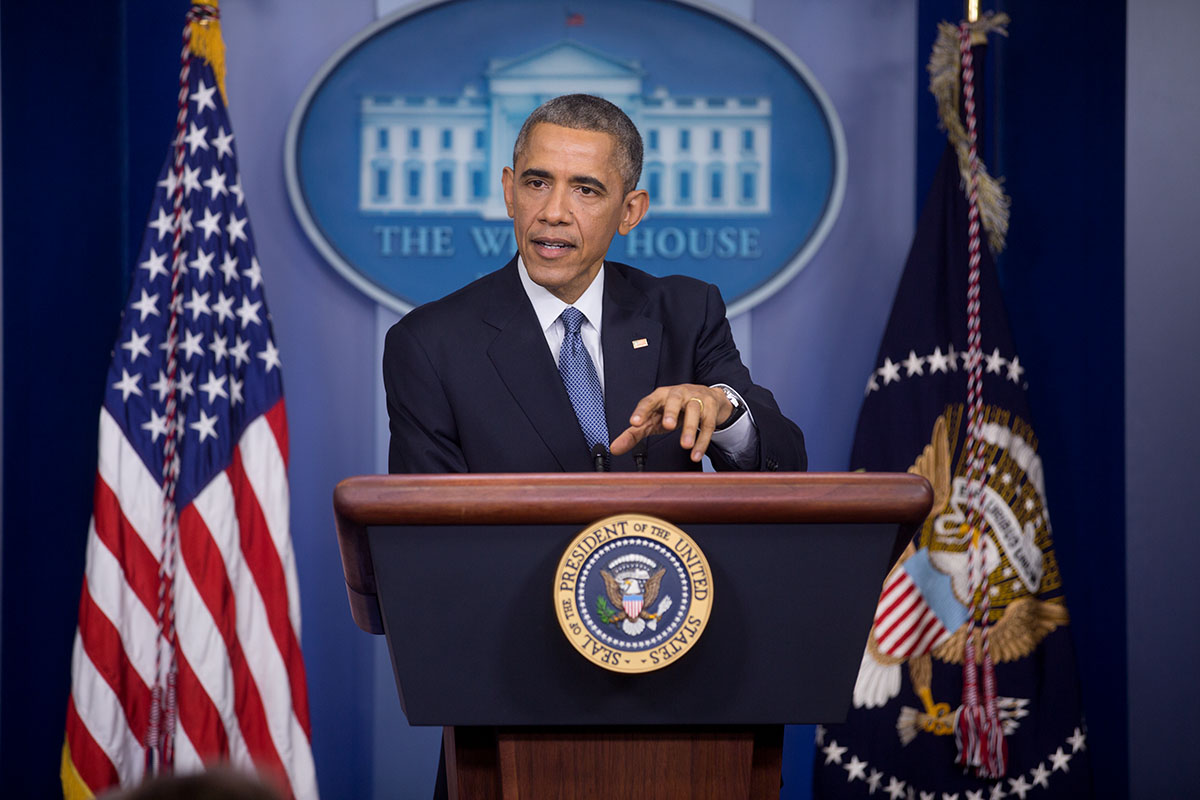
[715,385,746,431]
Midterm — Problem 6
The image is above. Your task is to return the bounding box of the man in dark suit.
[383,94,806,474]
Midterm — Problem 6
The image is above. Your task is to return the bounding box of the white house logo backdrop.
[286,0,845,314]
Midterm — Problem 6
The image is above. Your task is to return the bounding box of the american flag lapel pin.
[632,338,649,349]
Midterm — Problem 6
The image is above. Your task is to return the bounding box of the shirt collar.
[517,256,605,334]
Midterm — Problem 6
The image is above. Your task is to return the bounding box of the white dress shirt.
[516,257,758,465]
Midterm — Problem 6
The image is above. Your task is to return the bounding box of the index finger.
[609,424,647,456]
[628,387,669,427]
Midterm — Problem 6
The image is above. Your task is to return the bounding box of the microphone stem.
[592,444,609,472]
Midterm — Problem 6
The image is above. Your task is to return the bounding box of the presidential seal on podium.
[554,513,714,673]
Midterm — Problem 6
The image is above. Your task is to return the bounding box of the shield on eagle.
[622,592,644,620]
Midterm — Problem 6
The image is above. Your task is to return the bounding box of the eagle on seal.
[601,568,666,635]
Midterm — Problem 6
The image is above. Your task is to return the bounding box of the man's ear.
[501,166,516,219]
[618,189,649,235]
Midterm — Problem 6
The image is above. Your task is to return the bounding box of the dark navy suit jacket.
[383,257,806,473]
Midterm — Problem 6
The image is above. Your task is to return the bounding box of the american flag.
[62,7,317,799]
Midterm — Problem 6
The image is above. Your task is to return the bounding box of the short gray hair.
[512,94,643,194]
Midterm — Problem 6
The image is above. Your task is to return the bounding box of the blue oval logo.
[286,0,845,314]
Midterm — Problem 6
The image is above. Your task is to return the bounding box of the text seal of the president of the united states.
[554,514,713,673]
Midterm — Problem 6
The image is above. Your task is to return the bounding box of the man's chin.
[524,255,575,279]
[526,267,573,293]
[524,262,599,303]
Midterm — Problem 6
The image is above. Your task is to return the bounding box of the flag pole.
[967,0,979,23]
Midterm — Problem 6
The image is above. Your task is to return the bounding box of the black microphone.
[632,440,647,472]
[591,443,610,472]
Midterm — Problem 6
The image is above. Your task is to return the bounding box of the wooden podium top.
[333,472,931,634]
[334,471,931,525]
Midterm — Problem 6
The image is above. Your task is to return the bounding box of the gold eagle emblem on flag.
[854,409,1069,743]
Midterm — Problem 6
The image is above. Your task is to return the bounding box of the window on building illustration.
[648,129,659,150]
[374,166,390,200]
[709,167,723,202]
[472,168,486,199]
[442,129,453,150]
[406,166,421,200]
[742,129,754,152]
[711,130,721,151]
[440,168,453,199]
[646,166,662,203]
[741,170,756,203]
[679,129,690,152]
[377,128,389,151]
[475,129,486,150]
[678,169,692,204]
[409,128,421,150]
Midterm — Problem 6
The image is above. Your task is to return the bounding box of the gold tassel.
[928,12,1011,255]
[188,0,227,105]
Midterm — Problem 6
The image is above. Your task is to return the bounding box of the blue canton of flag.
[64,11,317,800]
[115,73,277,502]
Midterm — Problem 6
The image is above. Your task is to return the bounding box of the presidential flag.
[813,16,1092,799]
[62,5,317,798]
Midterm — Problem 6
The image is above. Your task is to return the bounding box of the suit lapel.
[601,265,662,471]
[485,261,592,471]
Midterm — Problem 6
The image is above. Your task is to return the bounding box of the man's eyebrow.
[571,174,607,192]
[519,168,607,193]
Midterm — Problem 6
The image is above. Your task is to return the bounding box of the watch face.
[714,387,745,431]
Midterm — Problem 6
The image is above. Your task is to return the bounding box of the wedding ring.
[686,397,705,414]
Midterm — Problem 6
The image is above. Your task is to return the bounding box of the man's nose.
[540,185,572,224]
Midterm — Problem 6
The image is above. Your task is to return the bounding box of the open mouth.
[534,238,575,250]
[533,238,576,257]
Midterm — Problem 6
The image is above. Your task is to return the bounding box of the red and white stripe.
[872,566,951,660]
[623,598,644,620]
[65,404,317,799]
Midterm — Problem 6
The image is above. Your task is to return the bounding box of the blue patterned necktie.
[558,306,609,454]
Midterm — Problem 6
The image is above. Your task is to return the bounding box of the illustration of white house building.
[359,40,771,219]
